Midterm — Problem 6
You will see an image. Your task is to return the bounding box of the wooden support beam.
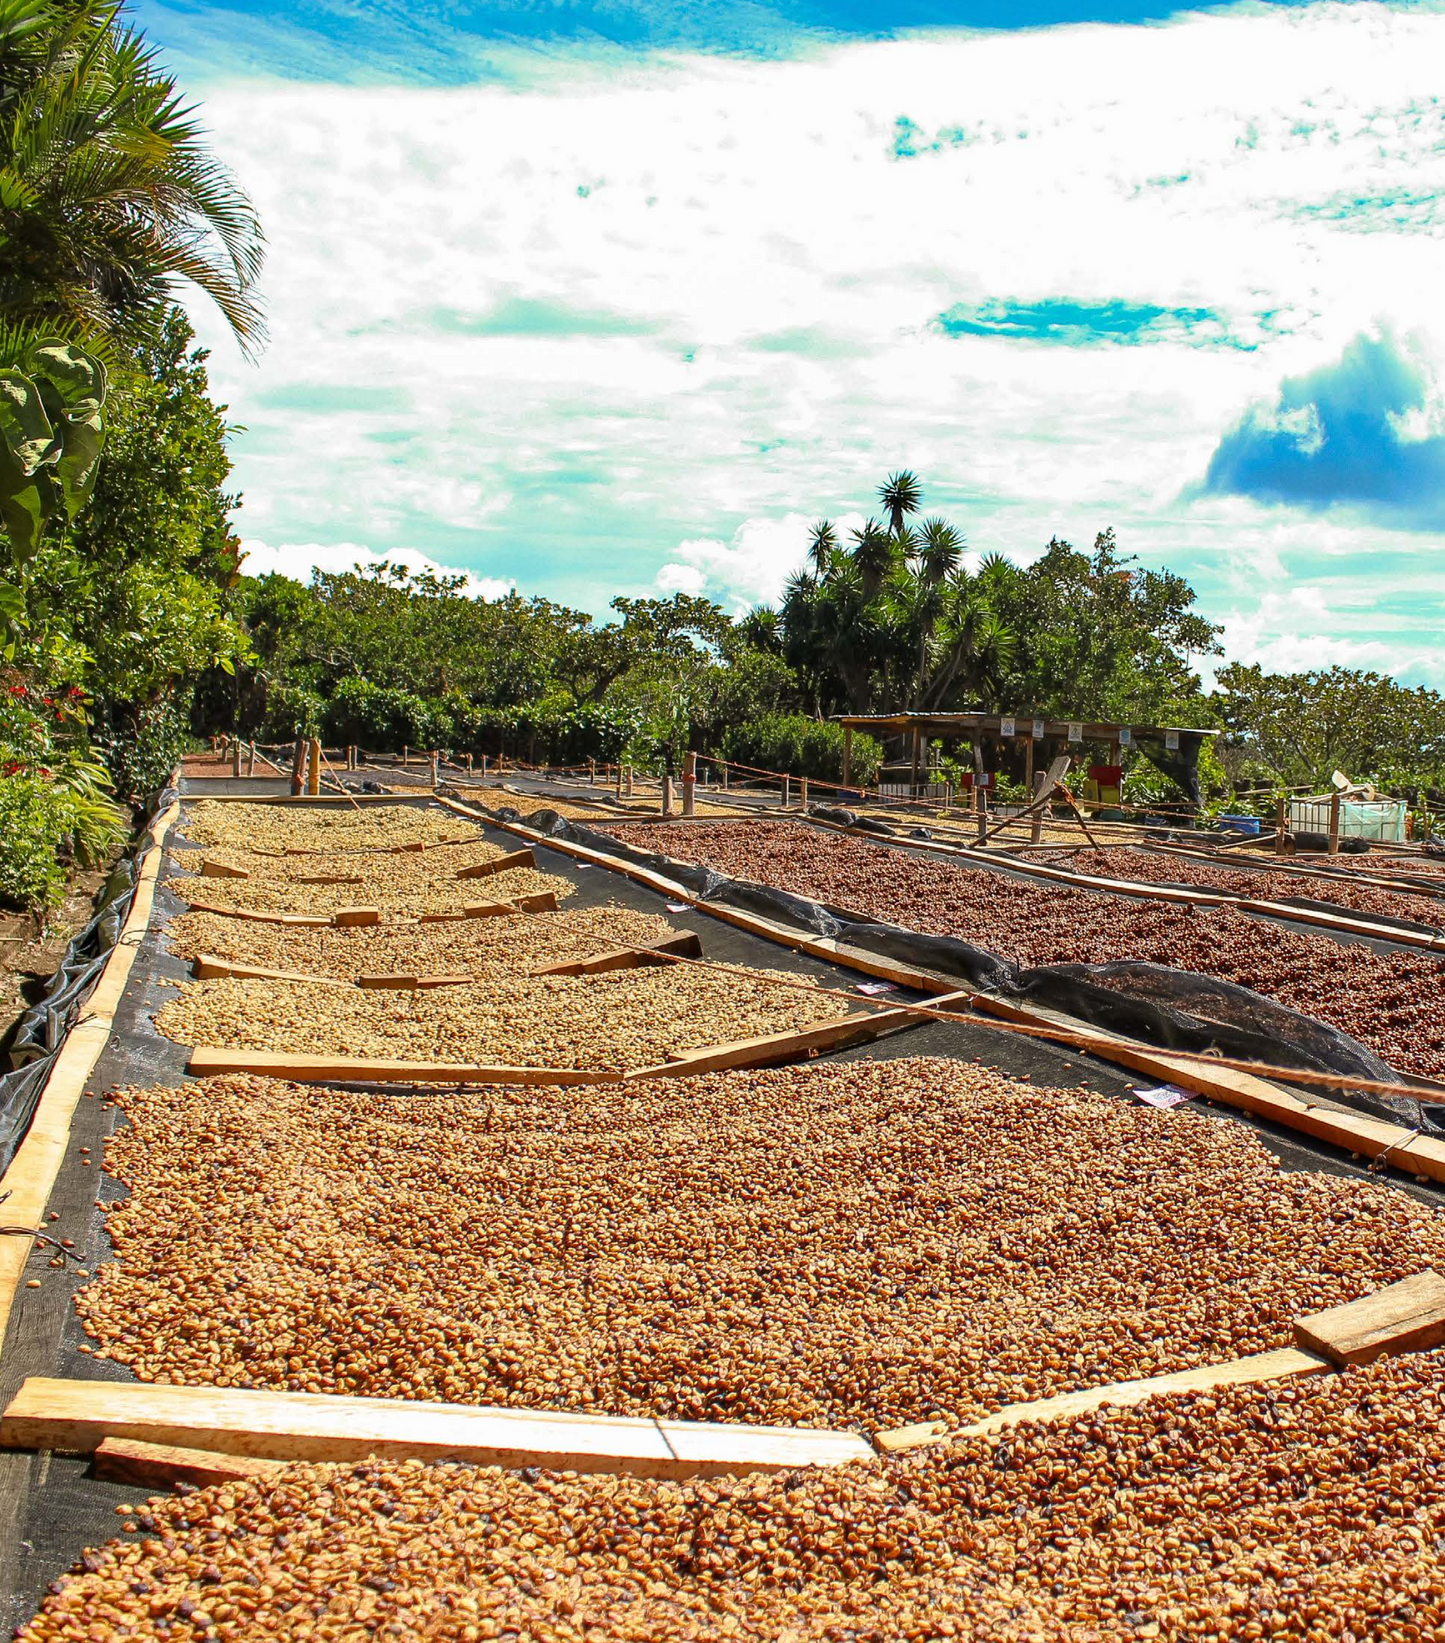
[94,1437,284,1490]
[295,872,364,886]
[192,955,352,988]
[356,973,473,990]
[185,1048,620,1085]
[955,1348,1331,1440]
[1294,1271,1445,1367]
[4,1379,873,1480]
[173,898,332,928]
[198,860,249,880]
[630,989,970,1081]
[454,848,536,880]
[532,932,704,978]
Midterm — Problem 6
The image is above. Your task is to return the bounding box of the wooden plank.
[1293,1271,1445,1366]
[177,898,332,928]
[455,848,536,880]
[295,873,364,885]
[185,1048,621,1086]
[94,1437,285,1490]
[332,906,382,927]
[874,1420,947,1454]
[417,901,514,923]
[2,1379,872,1480]
[356,973,472,990]
[516,890,559,913]
[958,1348,1331,1438]
[192,955,352,988]
[199,860,249,880]
[629,989,971,1081]
[0,791,183,1366]
[532,932,705,977]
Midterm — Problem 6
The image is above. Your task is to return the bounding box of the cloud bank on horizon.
[148,0,1445,689]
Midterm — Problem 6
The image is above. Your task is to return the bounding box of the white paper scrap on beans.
[856,981,897,995]
[1131,1084,1193,1108]
[665,902,690,912]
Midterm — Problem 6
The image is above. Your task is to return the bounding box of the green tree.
[878,469,921,537]
[0,0,264,353]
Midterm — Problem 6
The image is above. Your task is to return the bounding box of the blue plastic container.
[1219,814,1261,835]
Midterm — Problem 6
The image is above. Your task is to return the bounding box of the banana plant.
[0,337,107,564]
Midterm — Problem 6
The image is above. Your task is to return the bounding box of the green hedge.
[720,713,881,787]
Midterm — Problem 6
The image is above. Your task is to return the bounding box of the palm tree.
[916,517,964,584]
[849,516,895,600]
[0,0,265,355]
[878,469,921,537]
[806,519,836,576]
[738,605,781,654]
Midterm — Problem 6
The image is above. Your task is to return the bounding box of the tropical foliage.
[0,0,263,910]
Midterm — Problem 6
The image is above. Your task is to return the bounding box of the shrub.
[261,682,325,740]
[97,699,190,802]
[721,713,881,787]
[323,677,454,752]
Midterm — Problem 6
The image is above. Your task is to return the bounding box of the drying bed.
[163,903,679,980]
[600,819,1445,1082]
[20,1349,1445,1642]
[179,802,474,854]
[1064,846,1445,930]
[150,963,850,1071]
[74,1059,1445,1431]
[166,841,572,919]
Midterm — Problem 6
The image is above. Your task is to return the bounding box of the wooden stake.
[454,848,536,880]
[306,738,321,797]
[532,932,704,977]
[1329,790,1342,855]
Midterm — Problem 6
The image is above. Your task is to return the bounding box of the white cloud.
[239,537,513,599]
[180,2,1445,685]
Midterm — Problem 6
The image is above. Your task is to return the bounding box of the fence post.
[231,738,242,778]
[306,738,321,796]
[682,751,696,817]
[1276,792,1288,857]
[976,785,988,844]
[782,774,790,809]
[722,763,729,791]
[246,741,256,777]
[1328,791,1341,855]
[481,754,488,781]
[290,736,305,797]
[662,774,674,817]
[430,750,440,790]
[1030,770,1048,845]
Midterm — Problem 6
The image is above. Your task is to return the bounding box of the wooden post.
[588,758,596,785]
[231,738,242,778]
[465,752,473,775]
[1276,792,1288,857]
[1030,770,1048,846]
[626,764,634,797]
[1328,791,1341,855]
[842,725,852,788]
[944,779,953,811]
[799,776,809,810]
[430,750,440,789]
[662,774,674,817]
[481,754,489,781]
[682,751,696,817]
[1023,735,1034,797]
[722,763,729,791]
[403,744,408,769]
[910,727,921,796]
[976,783,988,844]
[289,736,305,797]
[246,741,256,778]
[782,773,790,809]
[306,738,321,797]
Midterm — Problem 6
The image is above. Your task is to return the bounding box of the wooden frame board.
[2,1379,873,1480]
[185,1049,622,1086]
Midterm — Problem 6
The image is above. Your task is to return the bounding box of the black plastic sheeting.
[463,795,1437,1135]
[0,787,178,1177]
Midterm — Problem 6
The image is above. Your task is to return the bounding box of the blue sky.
[147,0,1445,688]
